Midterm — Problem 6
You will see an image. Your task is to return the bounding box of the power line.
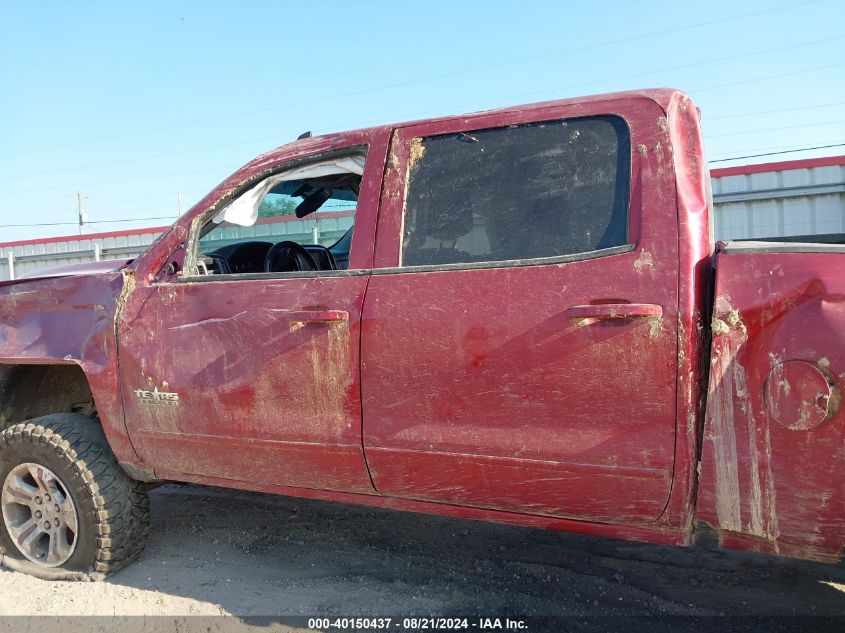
[9,0,821,156]
[5,33,843,192]
[706,100,845,120]
[0,207,357,229]
[420,34,845,120]
[463,60,838,122]
[0,216,177,229]
[432,51,844,123]
[0,221,81,228]
[0,135,300,181]
[337,47,845,139]
[706,118,845,138]
[2,27,841,187]
[694,60,845,93]
[0,164,235,197]
[91,188,207,208]
[708,135,845,158]
[709,142,845,163]
[88,216,177,224]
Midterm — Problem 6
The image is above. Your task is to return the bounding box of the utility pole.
[6,250,15,281]
[177,191,183,217]
[77,191,88,235]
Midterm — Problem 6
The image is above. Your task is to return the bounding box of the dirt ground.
[0,483,843,629]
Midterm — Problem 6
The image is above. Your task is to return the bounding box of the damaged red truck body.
[0,88,842,576]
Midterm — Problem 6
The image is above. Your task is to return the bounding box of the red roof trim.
[711,155,845,178]
[0,211,355,249]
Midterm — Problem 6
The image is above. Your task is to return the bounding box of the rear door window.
[401,116,631,267]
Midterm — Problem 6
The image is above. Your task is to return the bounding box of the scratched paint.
[116,275,374,492]
[633,250,655,276]
[704,297,746,533]
[702,295,774,538]
[697,250,845,562]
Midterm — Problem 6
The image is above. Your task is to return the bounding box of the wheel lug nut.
[43,521,51,530]
[54,504,60,512]
[34,510,42,519]
[44,494,51,502]
[34,496,42,504]
[53,518,60,528]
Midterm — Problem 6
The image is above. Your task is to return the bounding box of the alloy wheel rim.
[1,462,78,567]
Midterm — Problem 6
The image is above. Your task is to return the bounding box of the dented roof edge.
[242,88,686,180]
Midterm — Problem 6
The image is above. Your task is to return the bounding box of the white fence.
[0,227,168,281]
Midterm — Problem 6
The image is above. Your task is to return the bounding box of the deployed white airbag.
[212,154,365,226]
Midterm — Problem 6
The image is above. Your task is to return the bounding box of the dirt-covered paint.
[2,88,842,567]
[408,137,425,169]
[697,251,845,562]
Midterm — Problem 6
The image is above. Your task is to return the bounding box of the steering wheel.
[264,241,319,273]
[204,253,231,274]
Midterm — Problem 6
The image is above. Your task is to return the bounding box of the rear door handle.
[285,310,349,324]
[565,303,662,320]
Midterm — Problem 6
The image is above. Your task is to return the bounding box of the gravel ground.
[0,483,842,629]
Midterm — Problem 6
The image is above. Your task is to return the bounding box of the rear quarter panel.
[698,246,845,562]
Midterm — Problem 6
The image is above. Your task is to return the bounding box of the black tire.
[0,413,150,575]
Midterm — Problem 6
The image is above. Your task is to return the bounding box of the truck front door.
[117,132,388,493]
[361,98,680,522]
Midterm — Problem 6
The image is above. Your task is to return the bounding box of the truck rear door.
[361,97,681,523]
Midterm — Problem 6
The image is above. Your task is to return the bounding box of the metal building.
[710,155,845,241]
[2,155,844,281]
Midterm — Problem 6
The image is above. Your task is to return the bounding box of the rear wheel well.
[0,364,95,430]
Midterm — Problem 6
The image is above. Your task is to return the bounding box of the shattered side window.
[400,116,631,267]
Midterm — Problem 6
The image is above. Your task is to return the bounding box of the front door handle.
[565,303,662,320]
[286,310,349,324]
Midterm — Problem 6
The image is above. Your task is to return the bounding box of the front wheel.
[0,413,150,575]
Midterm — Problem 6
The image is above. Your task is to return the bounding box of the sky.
[1,0,843,242]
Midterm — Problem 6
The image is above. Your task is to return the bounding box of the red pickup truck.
[0,88,842,577]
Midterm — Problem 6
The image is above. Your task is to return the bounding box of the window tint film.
[401,116,630,267]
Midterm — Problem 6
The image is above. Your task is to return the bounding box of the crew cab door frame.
[361,97,683,523]
[117,129,390,492]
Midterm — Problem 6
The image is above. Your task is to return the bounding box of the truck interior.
[194,154,363,275]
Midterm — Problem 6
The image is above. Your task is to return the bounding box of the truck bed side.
[697,241,845,562]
